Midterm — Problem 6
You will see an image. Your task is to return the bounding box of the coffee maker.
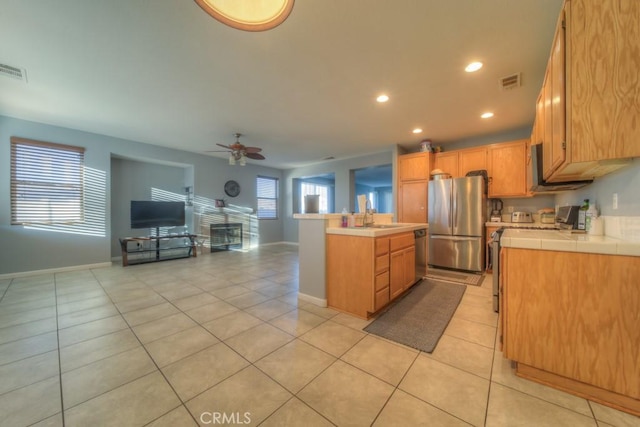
[490,199,503,222]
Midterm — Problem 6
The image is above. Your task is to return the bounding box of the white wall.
[0,115,284,275]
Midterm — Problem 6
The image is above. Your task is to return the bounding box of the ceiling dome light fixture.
[412,128,423,134]
[481,112,494,119]
[465,62,483,73]
[376,94,389,103]
[195,0,295,32]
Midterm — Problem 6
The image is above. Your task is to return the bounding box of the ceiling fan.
[208,133,265,165]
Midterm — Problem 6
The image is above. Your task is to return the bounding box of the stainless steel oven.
[490,228,504,313]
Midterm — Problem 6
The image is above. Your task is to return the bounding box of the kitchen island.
[293,213,426,315]
[500,229,640,416]
[325,223,427,319]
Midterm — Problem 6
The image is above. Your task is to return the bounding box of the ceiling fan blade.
[245,152,265,160]
[216,143,232,150]
[205,150,231,153]
[244,146,262,153]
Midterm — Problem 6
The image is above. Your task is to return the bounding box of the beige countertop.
[501,229,640,257]
[326,223,427,237]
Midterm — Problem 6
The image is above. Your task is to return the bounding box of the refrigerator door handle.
[430,235,479,242]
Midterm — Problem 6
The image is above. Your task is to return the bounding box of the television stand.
[119,234,197,266]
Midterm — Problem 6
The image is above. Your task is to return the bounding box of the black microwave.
[529,144,592,192]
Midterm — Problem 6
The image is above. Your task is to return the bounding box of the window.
[256,176,278,219]
[300,182,330,213]
[11,137,85,225]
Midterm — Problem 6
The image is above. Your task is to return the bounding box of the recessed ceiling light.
[481,112,494,119]
[465,62,483,73]
[376,94,389,103]
[412,128,423,134]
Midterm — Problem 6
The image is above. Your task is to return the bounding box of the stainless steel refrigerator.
[428,176,485,272]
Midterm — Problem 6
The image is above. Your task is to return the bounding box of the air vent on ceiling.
[499,73,520,90]
[0,63,27,82]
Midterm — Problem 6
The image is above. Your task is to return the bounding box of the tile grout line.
[88,268,201,427]
[53,272,67,427]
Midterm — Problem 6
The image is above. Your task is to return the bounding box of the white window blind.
[256,176,278,219]
[11,137,85,225]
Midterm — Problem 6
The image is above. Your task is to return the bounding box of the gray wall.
[554,159,640,216]
[110,158,189,257]
[0,115,284,275]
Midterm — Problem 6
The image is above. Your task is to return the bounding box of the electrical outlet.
[507,206,514,213]
[613,193,618,210]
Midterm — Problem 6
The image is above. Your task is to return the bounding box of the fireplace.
[210,223,243,252]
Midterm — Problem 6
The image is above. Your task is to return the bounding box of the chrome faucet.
[363,199,374,227]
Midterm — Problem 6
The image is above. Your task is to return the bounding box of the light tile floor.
[0,244,638,426]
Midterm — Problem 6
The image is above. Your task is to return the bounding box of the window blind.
[256,176,278,219]
[10,137,85,225]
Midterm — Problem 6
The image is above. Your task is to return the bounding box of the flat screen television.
[130,200,185,229]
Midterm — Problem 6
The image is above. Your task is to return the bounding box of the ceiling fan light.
[229,154,236,165]
[239,156,247,166]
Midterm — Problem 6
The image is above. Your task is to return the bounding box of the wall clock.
[224,180,241,197]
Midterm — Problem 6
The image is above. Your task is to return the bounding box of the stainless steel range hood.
[530,144,592,192]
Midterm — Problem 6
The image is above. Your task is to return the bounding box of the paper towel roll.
[588,217,604,236]
[357,194,367,213]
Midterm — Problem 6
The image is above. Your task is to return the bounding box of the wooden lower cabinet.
[327,232,415,319]
[389,233,416,299]
[503,248,640,416]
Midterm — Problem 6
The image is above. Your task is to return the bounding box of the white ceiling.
[0,0,563,169]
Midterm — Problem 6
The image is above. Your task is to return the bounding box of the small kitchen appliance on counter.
[511,211,533,223]
[555,205,580,229]
[490,199,503,222]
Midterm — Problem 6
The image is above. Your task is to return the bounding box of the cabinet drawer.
[375,238,389,255]
[375,286,390,311]
[375,271,390,291]
[389,232,414,252]
[375,255,389,274]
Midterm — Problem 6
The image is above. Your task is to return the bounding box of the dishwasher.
[414,228,428,282]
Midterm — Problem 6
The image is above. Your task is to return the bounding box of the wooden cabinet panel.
[375,271,389,292]
[433,152,458,177]
[398,180,427,223]
[458,146,488,177]
[375,287,390,311]
[487,140,528,198]
[375,238,389,256]
[389,250,405,299]
[503,248,640,410]
[398,152,431,181]
[550,10,566,177]
[375,254,389,274]
[389,232,414,252]
[403,246,416,289]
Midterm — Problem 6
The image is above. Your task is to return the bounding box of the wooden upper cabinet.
[398,152,432,181]
[433,152,458,177]
[549,9,567,179]
[397,152,431,223]
[458,146,488,177]
[487,140,529,198]
[538,0,639,182]
[434,147,488,179]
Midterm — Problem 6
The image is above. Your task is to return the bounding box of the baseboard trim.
[260,241,299,247]
[298,292,327,307]
[0,262,113,280]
